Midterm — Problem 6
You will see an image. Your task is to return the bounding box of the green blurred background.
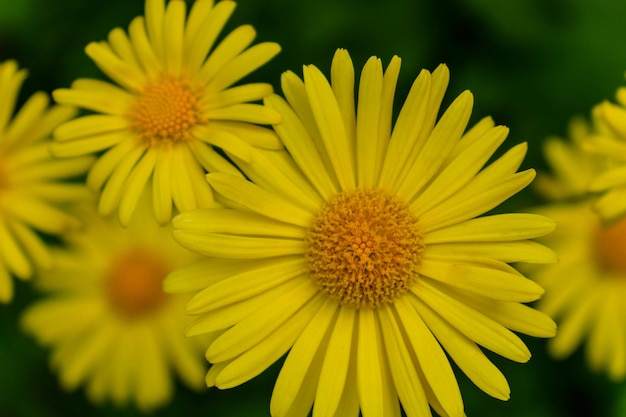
[1,0,626,416]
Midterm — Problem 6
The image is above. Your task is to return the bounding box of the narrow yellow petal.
[98,144,146,217]
[394,298,464,417]
[420,169,535,233]
[207,279,318,362]
[174,208,305,239]
[4,195,80,234]
[170,145,198,212]
[419,259,545,302]
[271,300,337,417]
[135,327,172,411]
[207,172,313,227]
[185,0,235,73]
[209,42,281,92]
[304,64,355,189]
[426,240,557,264]
[214,294,324,389]
[452,290,556,338]
[409,293,510,400]
[185,256,306,312]
[412,281,531,363]
[186,277,304,331]
[85,42,145,91]
[205,103,280,124]
[161,312,205,390]
[60,78,135,110]
[549,286,599,358]
[8,221,51,270]
[165,257,257,294]
[208,120,283,149]
[152,148,173,224]
[108,27,141,70]
[424,213,556,243]
[54,115,128,142]
[50,130,128,157]
[396,90,473,201]
[356,57,384,189]
[230,148,323,213]
[330,49,356,165]
[145,0,165,62]
[356,309,384,417]
[194,24,255,86]
[163,0,185,74]
[128,16,161,79]
[204,83,273,109]
[377,304,431,417]
[86,136,136,191]
[589,165,626,191]
[264,94,338,199]
[118,147,158,226]
[410,125,508,214]
[376,56,401,162]
[193,125,253,163]
[173,230,303,259]
[0,220,31,278]
[313,307,355,417]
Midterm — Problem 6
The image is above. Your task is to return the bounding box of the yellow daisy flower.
[21,196,207,411]
[0,60,93,303]
[51,0,282,226]
[583,87,626,221]
[530,124,626,381]
[165,49,557,417]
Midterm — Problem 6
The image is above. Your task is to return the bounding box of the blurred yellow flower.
[51,0,282,226]
[21,197,207,411]
[0,60,93,303]
[165,49,557,417]
[531,121,626,381]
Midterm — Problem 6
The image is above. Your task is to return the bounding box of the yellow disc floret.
[129,75,206,145]
[305,188,424,309]
[105,247,170,318]
[595,216,626,274]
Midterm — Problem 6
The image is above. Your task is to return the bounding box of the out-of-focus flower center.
[129,75,206,145]
[305,188,424,309]
[595,216,626,274]
[105,247,170,318]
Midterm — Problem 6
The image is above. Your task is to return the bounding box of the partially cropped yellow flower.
[51,0,282,226]
[530,125,626,381]
[0,60,93,303]
[165,49,557,417]
[583,85,626,221]
[21,197,206,411]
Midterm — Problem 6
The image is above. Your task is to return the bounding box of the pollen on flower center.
[305,188,424,309]
[128,75,206,145]
[595,216,626,274]
[105,247,171,318]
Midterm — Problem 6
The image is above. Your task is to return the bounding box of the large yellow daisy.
[0,60,93,303]
[21,196,207,411]
[51,0,282,226]
[530,122,626,381]
[165,49,557,417]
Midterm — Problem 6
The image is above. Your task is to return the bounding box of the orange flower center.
[128,75,206,145]
[595,216,626,274]
[305,188,424,309]
[105,247,171,318]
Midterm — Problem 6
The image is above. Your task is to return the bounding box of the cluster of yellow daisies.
[1,0,625,415]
